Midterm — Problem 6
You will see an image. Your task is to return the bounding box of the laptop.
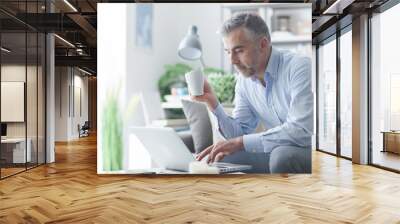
[130,127,252,173]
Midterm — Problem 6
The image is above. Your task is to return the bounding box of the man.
[193,12,313,173]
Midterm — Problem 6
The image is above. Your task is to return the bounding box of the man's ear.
[260,37,269,49]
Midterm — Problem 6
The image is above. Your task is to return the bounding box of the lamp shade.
[178,25,202,60]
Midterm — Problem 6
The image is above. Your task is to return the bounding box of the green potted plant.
[102,86,140,172]
[102,88,123,171]
[157,63,192,102]
[157,64,236,106]
[207,72,236,106]
[203,67,226,75]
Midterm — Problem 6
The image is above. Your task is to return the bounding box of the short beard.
[235,65,256,78]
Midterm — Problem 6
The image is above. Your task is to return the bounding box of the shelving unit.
[221,3,312,73]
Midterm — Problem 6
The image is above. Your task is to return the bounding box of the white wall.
[54,67,89,141]
[1,65,37,137]
[98,3,225,172]
[124,3,223,124]
[55,67,68,141]
[1,64,26,81]
[175,3,222,69]
[73,73,89,136]
[1,64,46,163]
[98,3,129,172]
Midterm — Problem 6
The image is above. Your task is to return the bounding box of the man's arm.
[243,57,314,153]
[211,77,259,140]
[192,76,259,140]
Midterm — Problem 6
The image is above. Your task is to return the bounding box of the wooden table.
[381,131,400,154]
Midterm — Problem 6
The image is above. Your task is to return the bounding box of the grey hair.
[220,12,271,42]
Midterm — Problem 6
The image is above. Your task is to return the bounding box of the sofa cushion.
[181,100,213,153]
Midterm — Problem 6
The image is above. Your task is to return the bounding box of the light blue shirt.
[213,47,313,153]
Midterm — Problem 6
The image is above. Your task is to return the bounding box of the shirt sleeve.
[255,57,314,153]
[213,57,313,154]
[243,133,264,152]
[212,77,259,142]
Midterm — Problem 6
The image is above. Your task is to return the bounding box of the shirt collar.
[264,47,279,80]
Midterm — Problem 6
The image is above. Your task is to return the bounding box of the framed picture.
[136,4,153,49]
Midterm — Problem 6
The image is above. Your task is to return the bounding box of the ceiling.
[0,0,99,74]
[1,0,394,75]
[310,0,391,44]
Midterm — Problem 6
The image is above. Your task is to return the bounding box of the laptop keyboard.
[211,162,252,173]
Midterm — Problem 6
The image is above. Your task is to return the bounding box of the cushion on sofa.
[181,100,213,154]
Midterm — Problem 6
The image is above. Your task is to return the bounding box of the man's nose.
[230,53,239,64]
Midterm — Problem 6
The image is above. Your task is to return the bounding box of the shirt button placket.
[266,75,282,125]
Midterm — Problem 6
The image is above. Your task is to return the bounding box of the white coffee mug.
[185,68,204,96]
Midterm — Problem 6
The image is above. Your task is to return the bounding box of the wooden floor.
[1,163,45,178]
[372,150,400,171]
[0,167,26,178]
[1,135,400,223]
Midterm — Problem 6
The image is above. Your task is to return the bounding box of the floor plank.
[1,134,400,223]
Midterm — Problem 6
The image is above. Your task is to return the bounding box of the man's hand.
[196,136,244,163]
[191,78,219,110]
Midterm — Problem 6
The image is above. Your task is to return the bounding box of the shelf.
[161,102,183,109]
[161,95,190,109]
[271,34,311,44]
